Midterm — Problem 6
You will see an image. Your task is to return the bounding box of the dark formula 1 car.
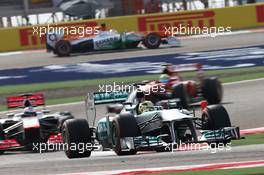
[61,90,240,158]
[142,63,223,108]
[46,30,181,56]
[0,93,73,154]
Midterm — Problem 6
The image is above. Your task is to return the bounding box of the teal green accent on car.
[97,118,109,140]
[94,91,129,104]
[202,129,225,139]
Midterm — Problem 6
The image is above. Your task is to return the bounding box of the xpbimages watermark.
[164,141,232,154]
[32,142,101,153]
[98,82,165,95]
[32,141,232,154]
[164,24,232,37]
[32,24,100,37]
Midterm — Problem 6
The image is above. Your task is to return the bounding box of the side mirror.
[107,104,123,114]
[123,102,133,106]
[125,106,134,112]
[7,113,15,118]
[42,109,51,114]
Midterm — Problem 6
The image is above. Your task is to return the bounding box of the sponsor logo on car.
[95,37,119,48]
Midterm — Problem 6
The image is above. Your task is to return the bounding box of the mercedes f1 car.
[0,93,74,154]
[46,30,181,56]
[142,63,223,108]
[61,90,240,159]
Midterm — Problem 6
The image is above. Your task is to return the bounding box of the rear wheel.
[112,114,139,156]
[172,84,190,109]
[0,124,5,155]
[202,77,223,104]
[62,119,91,159]
[55,40,72,57]
[143,33,161,49]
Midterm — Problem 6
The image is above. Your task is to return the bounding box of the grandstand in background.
[0,0,261,27]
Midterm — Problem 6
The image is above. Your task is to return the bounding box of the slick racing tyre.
[62,119,91,159]
[202,105,231,130]
[0,124,5,155]
[55,40,72,57]
[202,105,232,147]
[172,84,191,109]
[143,33,161,49]
[202,77,223,104]
[112,114,139,156]
[0,124,4,140]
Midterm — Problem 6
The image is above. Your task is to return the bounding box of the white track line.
[223,78,264,85]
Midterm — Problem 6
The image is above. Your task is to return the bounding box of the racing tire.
[143,33,161,49]
[0,124,5,155]
[202,77,223,104]
[55,40,72,57]
[172,84,190,109]
[0,124,4,140]
[202,105,231,130]
[112,114,139,156]
[58,112,74,132]
[62,119,92,159]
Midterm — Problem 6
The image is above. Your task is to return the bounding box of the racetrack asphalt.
[0,143,263,175]
[0,32,263,70]
[0,32,263,175]
[2,78,263,129]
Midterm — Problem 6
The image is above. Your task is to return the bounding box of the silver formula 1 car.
[46,30,181,56]
[0,93,74,154]
[61,90,240,159]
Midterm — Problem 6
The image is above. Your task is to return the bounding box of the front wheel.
[55,40,72,57]
[143,33,161,49]
[62,119,92,159]
[202,105,231,130]
[112,114,139,156]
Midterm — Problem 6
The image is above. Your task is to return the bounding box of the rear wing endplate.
[85,91,129,126]
[163,63,203,72]
[6,93,45,109]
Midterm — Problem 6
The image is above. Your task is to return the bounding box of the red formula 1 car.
[0,93,73,154]
[140,63,222,108]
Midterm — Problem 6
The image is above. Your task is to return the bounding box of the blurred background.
[0,0,263,28]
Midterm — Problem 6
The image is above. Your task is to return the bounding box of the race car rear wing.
[85,91,129,126]
[6,93,45,109]
[163,63,203,73]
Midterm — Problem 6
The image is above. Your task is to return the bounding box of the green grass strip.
[0,66,263,95]
[141,166,264,175]
[231,134,264,146]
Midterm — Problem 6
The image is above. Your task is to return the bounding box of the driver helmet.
[23,107,37,116]
[159,74,169,84]
[162,63,174,76]
[100,23,107,31]
[138,101,154,114]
